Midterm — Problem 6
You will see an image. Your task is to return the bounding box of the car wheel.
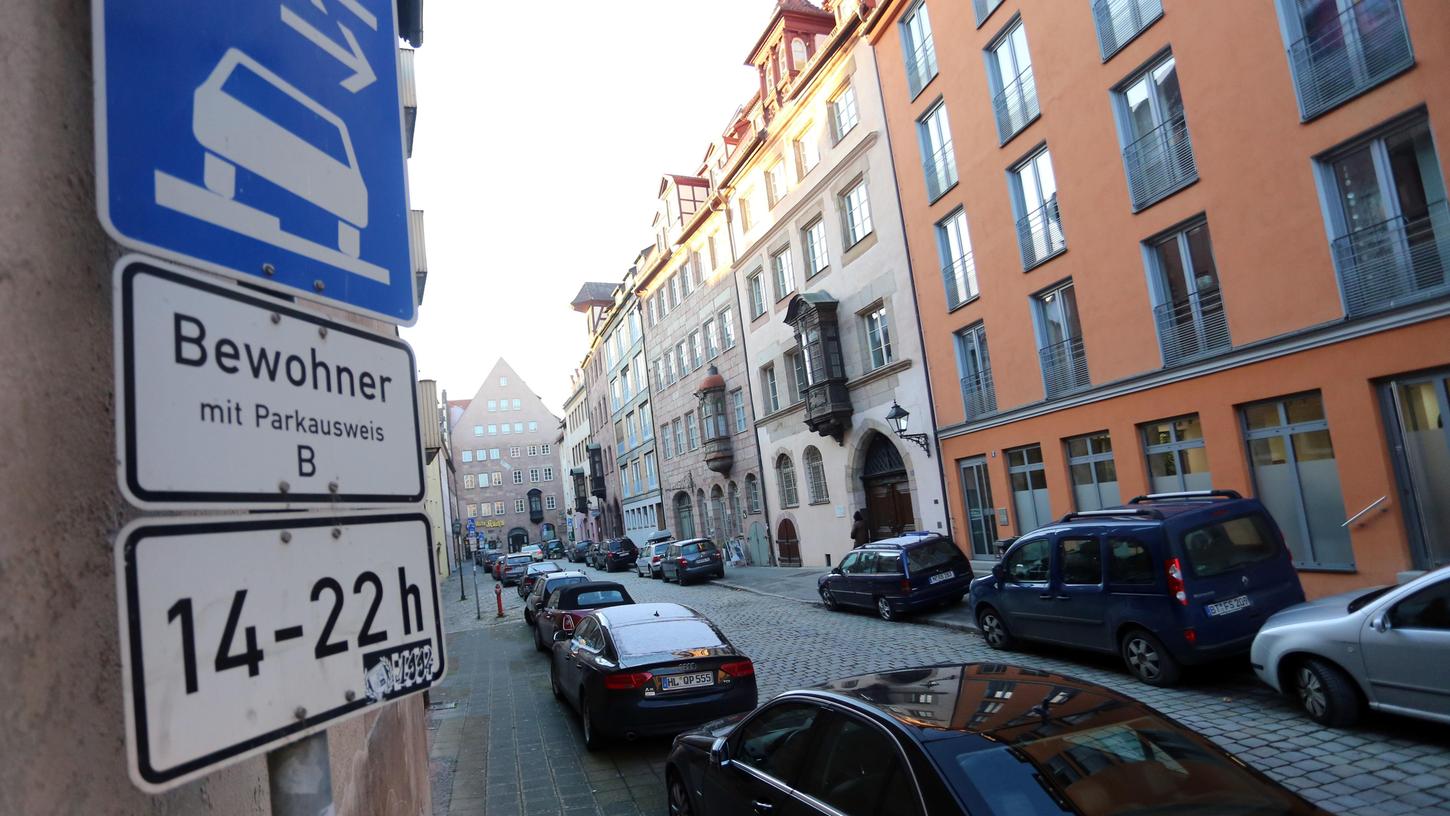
[534,625,546,653]
[1293,657,1362,728]
[581,692,605,751]
[715,569,725,580]
[667,770,695,816]
[876,597,895,621]
[524,608,533,625]
[821,587,839,610]
[977,606,1016,649]
[549,660,563,700]
[1121,629,1182,687]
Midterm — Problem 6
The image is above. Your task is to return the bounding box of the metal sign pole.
[267,732,334,816]
[472,565,481,620]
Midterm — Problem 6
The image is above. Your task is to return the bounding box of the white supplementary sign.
[116,512,445,791]
[114,257,424,508]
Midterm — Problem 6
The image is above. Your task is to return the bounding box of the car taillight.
[900,579,911,593]
[1167,557,1187,605]
[719,660,754,678]
[1183,628,1197,644]
[678,558,689,566]
[561,613,576,632]
[604,671,654,691]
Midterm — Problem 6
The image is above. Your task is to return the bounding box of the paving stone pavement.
[428,564,1450,816]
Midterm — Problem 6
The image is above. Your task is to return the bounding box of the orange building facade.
[865,0,1450,597]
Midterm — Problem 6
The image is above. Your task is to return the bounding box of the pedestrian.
[850,510,869,548]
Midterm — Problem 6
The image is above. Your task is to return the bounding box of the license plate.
[1205,595,1251,617]
[661,671,715,690]
[929,570,955,585]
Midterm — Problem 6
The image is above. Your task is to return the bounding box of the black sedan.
[664,663,1328,816]
[533,580,635,652]
[568,540,593,563]
[549,602,757,751]
[598,538,639,573]
[517,561,563,597]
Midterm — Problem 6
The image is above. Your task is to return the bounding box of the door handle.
[1039,593,1055,600]
[752,800,775,815]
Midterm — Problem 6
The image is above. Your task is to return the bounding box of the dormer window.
[792,37,808,68]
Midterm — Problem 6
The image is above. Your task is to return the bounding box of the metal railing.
[961,370,997,420]
[1016,197,1066,269]
[1154,288,1231,366]
[1123,114,1197,210]
[941,252,978,310]
[1092,0,1163,60]
[1039,336,1090,398]
[1335,200,1450,317]
[905,38,938,97]
[973,0,1003,26]
[923,140,957,201]
[1288,0,1414,120]
[992,64,1040,142]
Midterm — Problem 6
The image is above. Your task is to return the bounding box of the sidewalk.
[717,563,979,632]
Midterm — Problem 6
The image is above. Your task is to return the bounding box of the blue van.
[818,532,975,621]
[969,491,1305,686]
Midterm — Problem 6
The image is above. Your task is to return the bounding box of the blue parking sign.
[94,0,416,324]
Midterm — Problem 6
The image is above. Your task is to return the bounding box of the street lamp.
[886,401,931,458]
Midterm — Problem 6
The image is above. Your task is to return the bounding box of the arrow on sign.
[280,4,377,93]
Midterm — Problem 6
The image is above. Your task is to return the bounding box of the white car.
[519,544,544,561]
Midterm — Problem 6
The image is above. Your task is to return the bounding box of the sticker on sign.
[115,511,445,791]
[114,256,424,508]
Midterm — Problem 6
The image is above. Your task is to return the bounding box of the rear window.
[697,541,719,553]
[680,542,700,556]
[608,540,630,551]
[574,589,628,607]
[905,538,965,574]
[612,620,723,657]
[547,576,587,592]
[1178,514,1279,578]
[506,555,532,565]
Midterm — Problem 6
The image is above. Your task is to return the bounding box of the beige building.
[419,379,461,575]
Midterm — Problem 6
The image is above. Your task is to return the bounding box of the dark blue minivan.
[969,491,1305,686]
[818,532,974,621]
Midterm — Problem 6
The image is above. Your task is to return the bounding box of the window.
[510,446,521,458]
[1142,414,1211,493]
[788,351,809,403]
[702,319,719,360]
[512,399,521,411]
[529,468,540,483]
[682,258,696,296]
[1094,0,1162,59]
[673,419,685,459]
[1320,113,1449,316]
[500,423,510,436]
[1059,538,1102,585]
[490,449,499,459]
[486,400,497,412]
[956,323,996,419]
[765,160,787,207]
[1391,582,1450,630]
[542,442,552,455]
[988,19,1039,141]
[1284,0,1415,120]
[648,296,658,327]
[466,503,477,517]
[545,495,557,511]
[1004,537,1050,582]
[473,425,482,436]
[841,180,874,247]
[804,447,829,504]
[1108,537,1155,585]
[461,450,473,463]
[494,501,505,515]
[746,473,762,513]
[645,452,657,488]
[748,270,766,318]
[703,391,729,441]
[669,274,682,309]
[720,308,737,348]
[739,190,754,234]
[864,306,894,370]
[463,474,476,489]
[543,467,554,482]
[730,703,821,783]
[731,388,747,433]
[1150,218,1229,364]
[512,470,523,485]
[1012,148,1065,268]
[1066,432,1120,511]
[1181,515,1278,578]
[685,411,700,450]
[492,472,502,487]
[626,411,637,448]
[795,124,821,177]
[1007,445,1051,533]
[803,218,828,278]
[689,331,704,369]
[973,0,1003,26]
[901,0,939,96]
[1118,54,1196,210]
[499,376,508,386]
[664,350,676,385]
[631,460,642,494]
[528,421,538,432]
[919,101,957,201]
[1242,393,1352,568]
[661,425,674,460]
[762,365,780,413]
[1034,280,1088,397]
[830,84,859,142]
[794,712,920,816]
[771,248,796,301]
[515,499,526,514]
[776,454,799,507]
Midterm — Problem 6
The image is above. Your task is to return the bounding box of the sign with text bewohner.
[116,511,445,791]
[114,257,424,508]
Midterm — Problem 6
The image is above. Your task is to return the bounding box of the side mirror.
[992,563,1006,582]
[709,737,730,767]
[1372,615,1391,633]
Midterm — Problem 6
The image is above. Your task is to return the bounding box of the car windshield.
[546,576,587,592]
[1346,586,1394,613]
[506,555,532,565]
[1178,514,1278,578]
[930,714,1313,816]
[906,538,963,573]
[611,620,723,658]
[573,589,629,607]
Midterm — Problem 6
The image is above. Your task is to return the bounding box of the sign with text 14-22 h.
[116,512,445,791]
[93,0,417,325]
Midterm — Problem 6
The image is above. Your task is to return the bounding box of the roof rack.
[1128,489,1242,504]
[1058,508,1164,523]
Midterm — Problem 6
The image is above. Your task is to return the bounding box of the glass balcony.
[992,65,1040,143]
[1154,288,1231,366]
[1039,335,1090,399]
[1334,200,1450,317]
[1092,0,1163,60]
[1123,114,1197,210]
[1016,197,1066,269]
[905,38,938,97]
[961,370,997,420]
[923,141,957,202]
[1288,0,1414,120]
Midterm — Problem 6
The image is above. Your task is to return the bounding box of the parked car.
[533,580,636,652]
[644,529,674,550]
[660,539,725,585]
[636,542,670,578]
[599,538,639,573]
[664,662,1328,816]
[1251,565,1450,727]
[518,561,564,598]
[817,532,973,622]
[549,602,756,750]
[524,570,589,625]
[478,548,503,571]
[543,539,566,560]
[520,543,544,561]
[970,490,1306,686]
[569,540,594,563]
[498,554,535,586]
[585,540,607,569]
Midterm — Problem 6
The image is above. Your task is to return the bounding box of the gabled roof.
[660,174,709,195]
[745,0,835,65]
[570,282,617,311]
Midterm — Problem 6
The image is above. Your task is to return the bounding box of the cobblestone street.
[428,566,1450,816]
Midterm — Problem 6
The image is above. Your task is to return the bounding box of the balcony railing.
[1092,0,1163,60]
[992,65,1040,142]
[1288,0,1414,120]
[1039,336,1090,399]
[1123,114,1197,210]
[923,141,957,202]
[973,0,1003,26]
[942,252,978,310]
[905,38,938,97]
[961,370,998,420]
[1154,288,1231,366]
[1335,200,1450,317]
[1016,197,1066,269]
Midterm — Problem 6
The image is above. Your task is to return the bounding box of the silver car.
[1250,566,1450,727]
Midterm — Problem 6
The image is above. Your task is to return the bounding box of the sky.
[401,1,781,415]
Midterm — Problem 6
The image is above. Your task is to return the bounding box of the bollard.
[494,582,504,618]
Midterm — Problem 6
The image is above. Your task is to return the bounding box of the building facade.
[419,379,462,575]
[723,0,949,567]
[867,0,1450,593]
[602,264,665,547]
[450,359,566,551]
[561,372,591,543]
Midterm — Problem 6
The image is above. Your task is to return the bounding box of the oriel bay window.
[786,293,853,441]
[1149,218,1229,365]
